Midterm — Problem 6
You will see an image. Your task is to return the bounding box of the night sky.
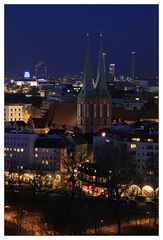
[5,4,158,78]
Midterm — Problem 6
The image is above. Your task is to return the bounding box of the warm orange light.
[101,132,106,137]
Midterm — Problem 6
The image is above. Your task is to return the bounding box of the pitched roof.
[65,135,87,145]
[46,102,77,128]
[33,118,47,128]
[95,34,112,99]
[78,34,97,99]
[34,137,68,148]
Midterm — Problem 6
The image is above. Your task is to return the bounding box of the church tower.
[77,33,112,133]
[95,33,112,130]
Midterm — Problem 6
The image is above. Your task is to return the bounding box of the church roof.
[78,34,97,99]
[95,33,112,99]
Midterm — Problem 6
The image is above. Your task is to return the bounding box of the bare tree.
[145,155,158,226]
[94,140,137,234]
[63,143,87,198]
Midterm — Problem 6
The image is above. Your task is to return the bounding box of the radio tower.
[131,51,136,80]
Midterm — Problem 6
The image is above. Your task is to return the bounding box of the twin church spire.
[95,33,111,98]
[77,32,112,133]
[78,33,97,98]
[79,32,111,99]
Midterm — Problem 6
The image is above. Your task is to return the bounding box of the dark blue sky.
[5,4,158,77]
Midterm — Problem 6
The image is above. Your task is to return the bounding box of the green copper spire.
[95,32,111,98]
[78,33,97,98]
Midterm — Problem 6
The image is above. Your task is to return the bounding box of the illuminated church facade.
[77,34,112,133]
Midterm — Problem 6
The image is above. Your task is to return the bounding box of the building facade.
[5,130,38,170]
[34,137,68,172]
[93,132,158,187]
[77,34,112,133]
[4,104,24,122]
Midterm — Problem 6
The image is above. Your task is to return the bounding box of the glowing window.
[100,104,103,118]
[86,104,89,118]
[17,149,20,152]
[130,144,137,149]
[94,104,96,118]
[10,154,13,157]
[46,161,48,165]
[35,148,38,151]
[147,138,153,142]
[101,132,106,137]
[35,154,38,157]
[21,148,24,152]
[42,160,44,164]
[132,138,140,142]
[107,104,109,117]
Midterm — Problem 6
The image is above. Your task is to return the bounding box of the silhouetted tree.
[94,140,137,234]
[146,155,158,226]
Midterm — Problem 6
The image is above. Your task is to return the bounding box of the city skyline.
[5,4,158,77]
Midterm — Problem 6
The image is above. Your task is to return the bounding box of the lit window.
[94,104,97,118]
[105,139,110,143]
[17,149,20,152]
[14,148,16,151]
[35,154,38,157]
[21,148,24,152]
[100,104,103,118]
[10,154,13,157]
[107,104,109,117]
[4,148,6,151]
[46,160,48,165]
[6,148,9,151]
[132,138,140,142]
[42,160,44,164]
[86,104,89,118]
[130,144,137,149]
[35,148,38,152]
[78,103,81,118]
[46,149,48,153]
[101,132,106,137]
[147,138,153,142]
[93,176,96,181]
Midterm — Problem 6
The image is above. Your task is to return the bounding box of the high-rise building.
[109,64,115,76]
[77,34,112,133]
